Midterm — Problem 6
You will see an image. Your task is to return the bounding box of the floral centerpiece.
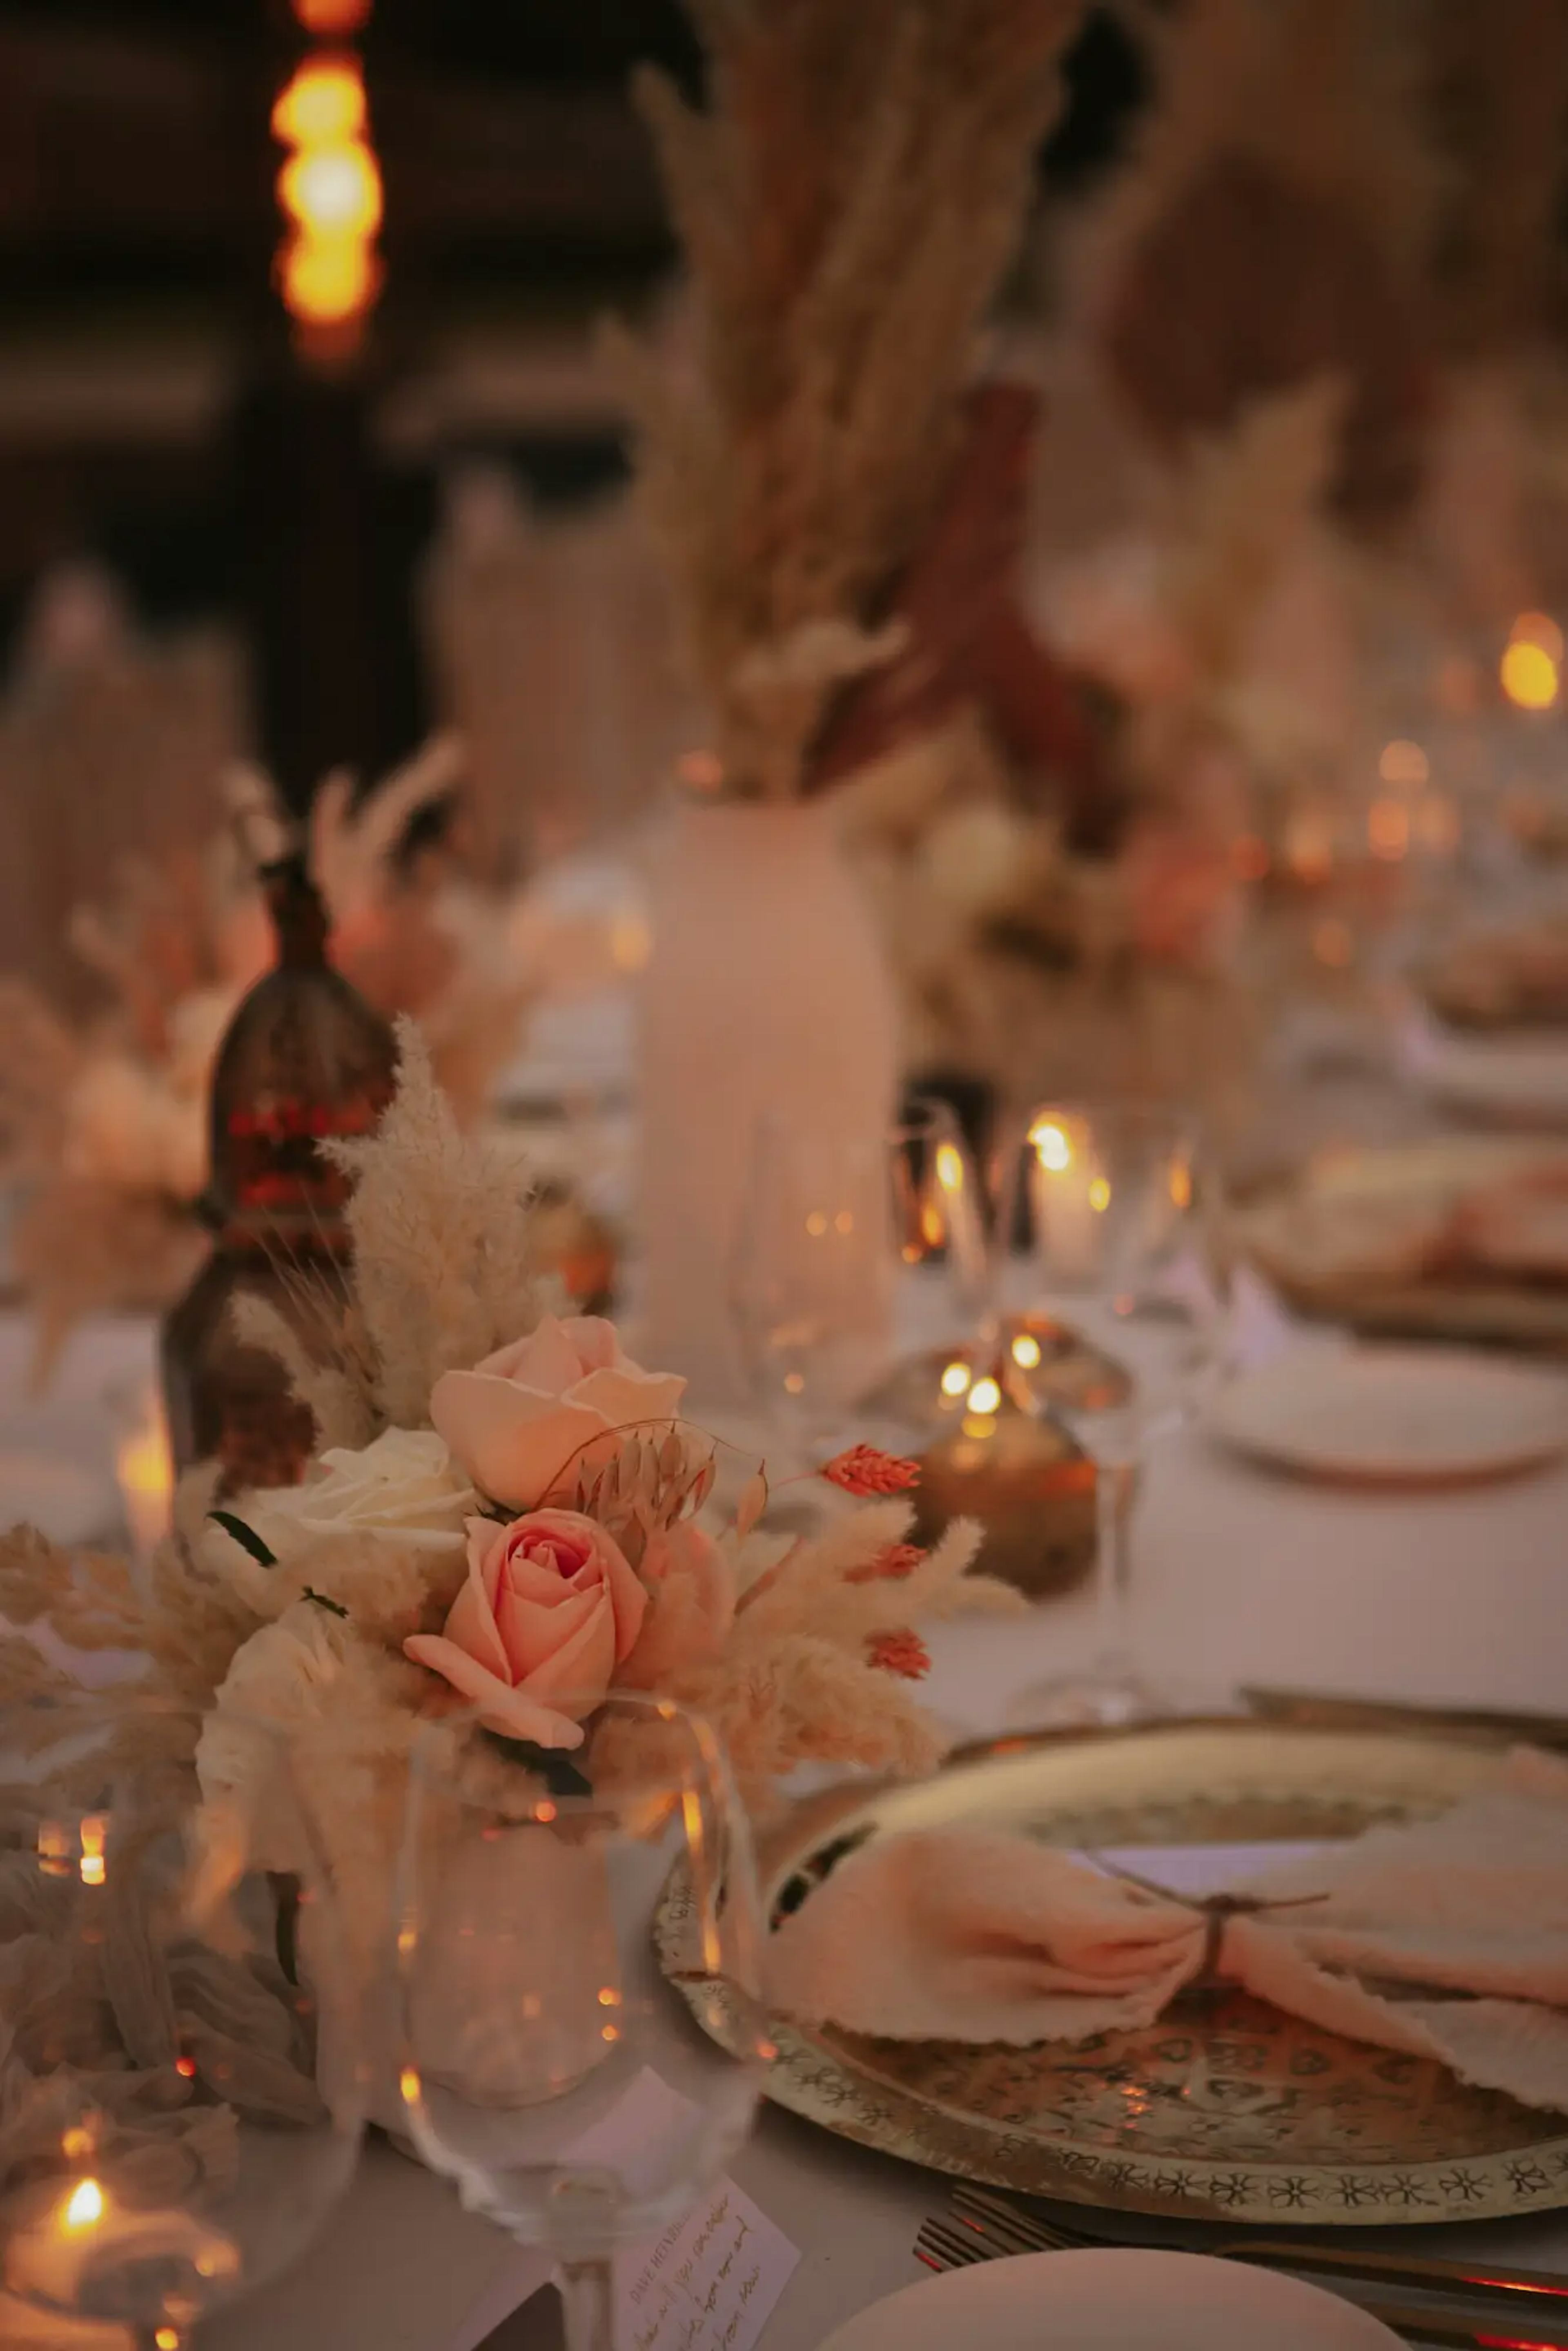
[0,1029,1019,2011]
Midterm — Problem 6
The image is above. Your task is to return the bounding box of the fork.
[914,2204,1568,2350]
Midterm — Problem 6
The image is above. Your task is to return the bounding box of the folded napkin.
[766,1749,1568,2112]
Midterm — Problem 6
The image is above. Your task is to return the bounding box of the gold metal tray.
[657,1720,1568,2226]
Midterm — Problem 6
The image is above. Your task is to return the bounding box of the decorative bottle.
[160,853,397,1489]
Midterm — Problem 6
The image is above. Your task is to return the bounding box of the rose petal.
[431,1372,610,1508]
[568,1366,687,1435]
[403,1635,586,1749]
[496,1581,601,1679]
[511,1599,618,1719]
[557,1316,623,1373]
[445,1539,513,1681]
[474,1316,587,1391]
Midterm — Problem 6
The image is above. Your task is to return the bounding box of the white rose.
[240,1427,475,1566]
[62,1055,205,1200]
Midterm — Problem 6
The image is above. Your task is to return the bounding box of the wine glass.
[730,1101,987,1448]
[394,1694,771,2351]
[995,1099,1225,1727]
[0,1696,367,2351]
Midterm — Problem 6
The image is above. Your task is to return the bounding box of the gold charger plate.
[657,1719,1568,2226]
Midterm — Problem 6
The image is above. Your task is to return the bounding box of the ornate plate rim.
[657,1719,1568,2227]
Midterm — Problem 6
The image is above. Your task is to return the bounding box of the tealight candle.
[1025,1112,1104,1287]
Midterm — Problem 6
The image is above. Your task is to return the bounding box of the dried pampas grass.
[611,0,1085,796]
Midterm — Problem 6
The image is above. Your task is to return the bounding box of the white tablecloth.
[5,1312,1568,2351]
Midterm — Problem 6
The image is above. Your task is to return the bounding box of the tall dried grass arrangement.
[609,0,1085,797]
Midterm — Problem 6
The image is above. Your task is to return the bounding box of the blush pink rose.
[619,1522,737,1690]
[404,1509,648,1748]
[430,1315,686,1511]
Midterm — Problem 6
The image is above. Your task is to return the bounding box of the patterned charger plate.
[656,1719,1568,2226]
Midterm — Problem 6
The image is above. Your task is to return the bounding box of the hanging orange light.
[273,9,381,352]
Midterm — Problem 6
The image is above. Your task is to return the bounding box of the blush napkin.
[766,1748,1568,2112]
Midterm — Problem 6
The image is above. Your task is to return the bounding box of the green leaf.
[482,1731,592,1799]
[302,1585,348,1620]
[209,1510,277,1569]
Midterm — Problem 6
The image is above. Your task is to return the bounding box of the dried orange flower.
[820,1445,921,1496]
[865,1629,930,1680]
[846,1543,924,1584]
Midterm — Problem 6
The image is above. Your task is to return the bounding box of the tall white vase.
[638,796,900,1406]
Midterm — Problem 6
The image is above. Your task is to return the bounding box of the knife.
[1241,1686,1568,1752]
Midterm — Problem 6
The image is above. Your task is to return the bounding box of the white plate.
[1205,1344,1568,1484]
[820,2250,1399,2351]
[1405,1017,1568,1127]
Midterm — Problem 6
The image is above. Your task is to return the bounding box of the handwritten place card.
[448,2070,798,2351]
[621,2177,797,2351]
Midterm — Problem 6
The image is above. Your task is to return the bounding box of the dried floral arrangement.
[837,377,1350,1113]
[1050,0,1437,527]
[0,740,531,1379]
[609,0,1088,801]
[0,1029,1019,2005]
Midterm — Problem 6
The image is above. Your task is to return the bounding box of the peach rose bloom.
[430,1315,686,1510]
[405,1509,647,1748]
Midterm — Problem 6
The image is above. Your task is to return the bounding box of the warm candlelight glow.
[279,143,383,242]
[272,57,365,146]
[399,2065,421,2104]
[940,1360,970,1396]
[1502,616,1561,711]
[114,1390,174,1559]
[967,1376,1002,1416]
[1377,739,1429,787]
[1514,610,1564,662]
[1281,805,1335,886]
[294,0,371,27]
[78,1814,107,1888]
[273,42,382,345]
[1011,1333,1041,1369]
[934,1143,964,1192]
[1366,797,1411,861]
[1030,1120,1071,1172]
[1087,1176,1111,1212]
[63,2178,104,2231]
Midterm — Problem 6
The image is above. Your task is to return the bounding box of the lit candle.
[1025,1113,1104,1287]
[10,2172,236,2309]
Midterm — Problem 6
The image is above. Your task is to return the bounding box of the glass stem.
[1092,1451,1138,1684]
[559,2255,616,2351]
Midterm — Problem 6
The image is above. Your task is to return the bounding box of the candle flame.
[1087,1176,1111,1212]
[940,1360,970,1396]
[967,1376,1002,1416]
[1011,1333,1042,1369]
[934,1143,964,1192]
[1029,1120,1072,1172]
[64,2178,104,2231]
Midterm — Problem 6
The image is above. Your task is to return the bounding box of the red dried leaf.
[846,1543,925,1584]
[820,1445,921,1496]
[865,1629,930,1680]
